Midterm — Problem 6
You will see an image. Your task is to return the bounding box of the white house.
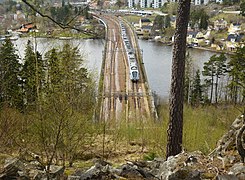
[228,23,241,34]
[213,19,228,31]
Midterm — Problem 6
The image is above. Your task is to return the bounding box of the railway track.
[98,14,152,122]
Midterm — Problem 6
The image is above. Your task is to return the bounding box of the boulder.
[157,151,205,180]
[168,169,201,180]
[3,158,26,178]
[119,163,146,179]
[29,169,46,180]
[229,163,245,180]
[211,116,244,157]
[49,165,65,178]
[67,175,81,180]
[77,163,117,180]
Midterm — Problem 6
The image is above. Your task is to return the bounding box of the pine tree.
[165,15,171,28]
[184,52,193,104]
[0,39,22,109]
[202,54,227,103]
[190,8,209,30]
[240,2,245,16]
[213,53,227,103]
[33,43,96,169]
[227,47,245,103]
[153,15,165,33]
[202,53,227,103]
[202,55,215,103]
[199,13,209,30]
[21,40,44,109]
[167,0,191,158]
[190,70,202,106]
[45,48,61,91]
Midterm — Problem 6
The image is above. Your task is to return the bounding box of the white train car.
[129,62,139,82]
[120,21,139,82]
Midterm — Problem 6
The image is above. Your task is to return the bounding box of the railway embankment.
[94,17,108,122]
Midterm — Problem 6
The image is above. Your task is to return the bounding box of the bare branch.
[21,0,98,36]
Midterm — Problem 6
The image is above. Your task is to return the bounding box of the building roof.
[170,16,176,22]
[227,34,243,42]
[142,25,152,30]
[187,31,198,37]
[141,18,151,23]
[214,19,227,24]
[231,22,241,26]
[17,23,36,33]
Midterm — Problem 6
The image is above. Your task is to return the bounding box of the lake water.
[13,37,105,78]
[139,39,218,99]
[13,37,219,99]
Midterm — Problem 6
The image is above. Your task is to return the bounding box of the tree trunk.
[215,74,219,103]
[210,70,214,103]
[166,0,191,159]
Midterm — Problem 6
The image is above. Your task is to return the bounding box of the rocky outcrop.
[68,149,244,179]
[0,158,65,179]
[211,115,244,158]
[68,160,159,180]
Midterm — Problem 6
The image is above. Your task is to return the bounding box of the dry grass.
[102,104,241,159]
[0,104,241,167]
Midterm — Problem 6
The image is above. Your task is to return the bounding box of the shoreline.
[152,39,235,55]
[13,35,235,55]
[190,46,234,55]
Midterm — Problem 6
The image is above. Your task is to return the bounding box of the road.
[97,14,155,123]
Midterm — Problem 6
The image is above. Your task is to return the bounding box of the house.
[204,29,212,39]
[75,16,85,26]
[225,33,244,51]
[134,23,143,35]
[17,23,36,33]
[186,31,205,45]
[170,16,176,28]
[139,18,152,28]
[213,19,227,31]
[142,25,152,34]
[228,23,241,34]
[211,42,224,51]
[138,18,152,36]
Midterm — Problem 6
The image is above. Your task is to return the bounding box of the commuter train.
[119,21,139,82]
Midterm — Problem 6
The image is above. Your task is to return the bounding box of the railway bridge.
[95,13,157,122]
